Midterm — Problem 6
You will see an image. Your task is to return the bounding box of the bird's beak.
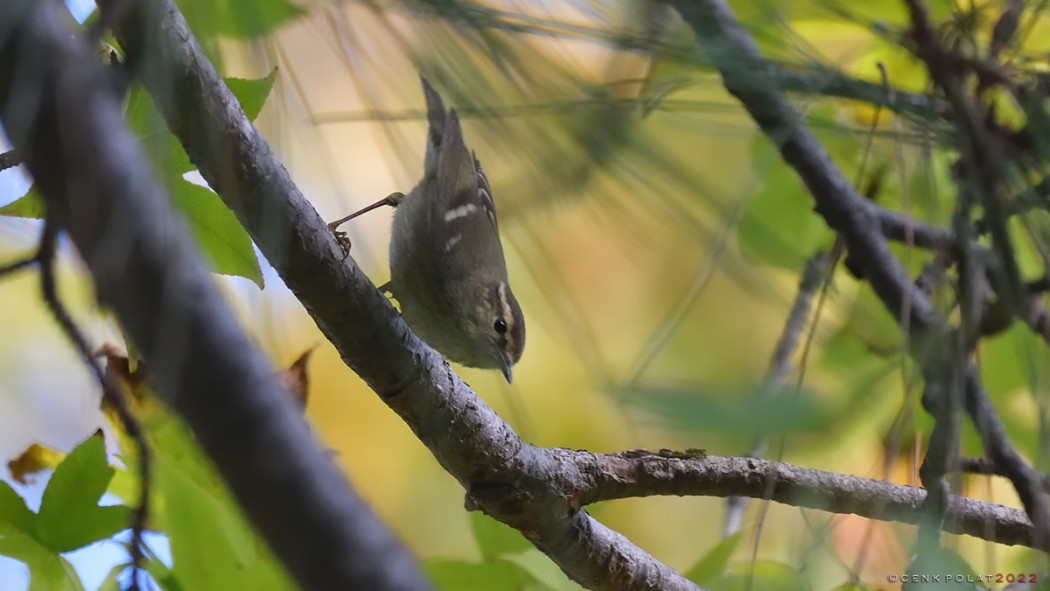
[500,354,514,384]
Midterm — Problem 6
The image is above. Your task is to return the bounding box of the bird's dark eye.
[493,318,507,334]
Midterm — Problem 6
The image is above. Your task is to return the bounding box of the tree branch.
[878,207,951,249]
[0,2,430,590]
[771,65,950,120]
[668,0,1050,545]
[725,252,832,536]
[0,148,19,172]
[670,0,933,328]
[960,456,1050,492]
[561,450,1037,549]
[93,0,1050,588]
[99,0,703,589]
[36,214,150,590]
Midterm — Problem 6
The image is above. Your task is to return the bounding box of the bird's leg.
[327,192,405,255]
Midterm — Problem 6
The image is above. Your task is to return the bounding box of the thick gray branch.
[98,0,700,589]
[0,2,429,590]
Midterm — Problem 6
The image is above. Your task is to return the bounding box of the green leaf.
[907,151,953,224]
[0,480,85,590]
[96,540,184,591]
[818,329,876,373]
[0,170,261,293]
[178,0,304,39]
[829,584,877,591]
[25,549,83,591]
[708,562,809,591]
[738,137,834,270]
[151,415,294,591]
[96,563,129,591]
[125,88,195,182]
[36,437,132,553]
[226,70,278,122]
[0,74,272,283]
[470,513,532,562]
[173,182,263,287]
[625,384,833,438]
[685,532,743,585]
[145,554,185,591]
[0,524,84,591]
[44,504,129,555]
[980,322,1039,399]
[502,549,583,591]
[125,64,281,177]
[425,558,539,591]
[161,464,250,589]
[732,0,913,29]
[125,74,274,286]
[0,186,45,219]
[1016,214,1050,280]
[0,480,34,532]
[217,0,304,37]
[908,547,976,581]
[838,282,903,357]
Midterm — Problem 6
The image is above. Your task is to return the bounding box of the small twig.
[1022,299,1050,346]
[960,456,1050,492]
[914,357,960,552]
[961,455,1045,482]
[35,216,150,591]
[977,174,1050,228]
[988,0,1024,60]
[855,65,928,579]
[914,185,967,570]
[85,0,131,44]
[903,4,1020,573]
[1027,275,1050,295]
[905,0,1027,319]
[904,0,1050,549]
[873,203,951,250]
[2,219,151,585]
[0,254,37,277]
[878,64,917,340]
[963,368,1050,547]
[723,252,831,536]
[736,94,890,541]
[0,149,20,173]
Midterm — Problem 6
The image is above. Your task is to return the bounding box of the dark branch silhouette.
[0,1,431,590]
[36,215,151,591]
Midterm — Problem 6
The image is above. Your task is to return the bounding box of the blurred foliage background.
[2,0,1050,588]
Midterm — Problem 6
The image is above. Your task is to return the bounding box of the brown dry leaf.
[96,343,147,389]
[96,342,318,423]
[7,442,65,484]
[278,346,318,410]
[94,344,160,432]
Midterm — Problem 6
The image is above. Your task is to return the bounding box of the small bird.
[328,77,525,382]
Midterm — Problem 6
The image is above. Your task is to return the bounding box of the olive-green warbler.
[328,77,525,382]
